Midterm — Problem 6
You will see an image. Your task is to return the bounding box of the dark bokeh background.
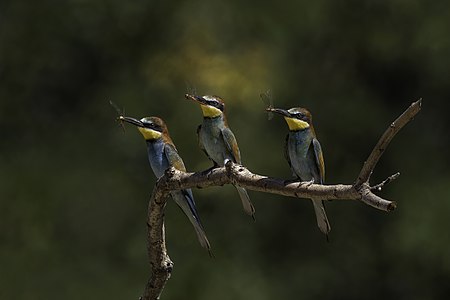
[1,0,449,299]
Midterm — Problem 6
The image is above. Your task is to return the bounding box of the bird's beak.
[185,93,207,105]
[266,107,291,118]
[118,116,144,127]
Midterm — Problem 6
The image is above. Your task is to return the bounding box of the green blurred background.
[1,0,449,299]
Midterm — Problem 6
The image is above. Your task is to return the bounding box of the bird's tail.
[192,220,212,257]
[312,199,331,236]
[235,186,256,221]
[171,190,211,253]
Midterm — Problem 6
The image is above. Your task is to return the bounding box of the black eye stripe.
[207,100,224,110]
[292,113,306,121]
[143,122,160,130]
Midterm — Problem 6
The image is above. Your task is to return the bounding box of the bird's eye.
[208,100,223,111]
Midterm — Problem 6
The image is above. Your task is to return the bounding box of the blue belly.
[288,130,318,182]
[199,118,231,166]
[146,139,169,178]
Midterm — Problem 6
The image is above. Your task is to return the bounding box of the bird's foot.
[300,178,315,187]
[201,164,219,175]
[223,158,232,166]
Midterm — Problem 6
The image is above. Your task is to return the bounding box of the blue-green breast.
[145,139,169,178]
[199,116,232,166]
[288,129,320,182]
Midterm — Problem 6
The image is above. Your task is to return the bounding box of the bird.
[267,106,331,237]
[185,94,256,220]
[119,115,211,253]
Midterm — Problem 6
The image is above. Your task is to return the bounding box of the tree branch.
[355,99,422,187]
[140,183,173,300]
[371,172,401,191]
[139,100,421,300]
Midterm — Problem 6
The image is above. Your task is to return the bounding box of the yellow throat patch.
[201,105,222,118]
[138,127,162,140]
[284,117,310,131]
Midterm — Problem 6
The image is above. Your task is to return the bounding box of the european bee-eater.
[119,115,211,252]
[267,107,331,236]
[185,94,256,220]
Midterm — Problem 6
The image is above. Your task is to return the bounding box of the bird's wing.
[165,143,211,252]
[163,141,211,251]
[197,124,218,167]
[284,134,292,169]
[221,128,254,219]
[173,189,211,252]
[312,138,325,184]
[221,127,241,164]
[284,134,297,178]
[164,143,187,172]
[196,124,206,153]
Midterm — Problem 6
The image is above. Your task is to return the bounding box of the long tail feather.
[235,186,256,221]
[171,190,211,252]
[312,199,331,236]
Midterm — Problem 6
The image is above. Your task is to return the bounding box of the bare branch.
[139,99,422,300]
[371,172,401,191]
[157,164,359,201]
[140,164,392,300]
[355,99,422,187]
[357,183,397,211]
[140,176,173,300]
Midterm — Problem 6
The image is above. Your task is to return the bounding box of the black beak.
[185,93,208,105]
[266,107,291,118]
[118,116,144,127]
